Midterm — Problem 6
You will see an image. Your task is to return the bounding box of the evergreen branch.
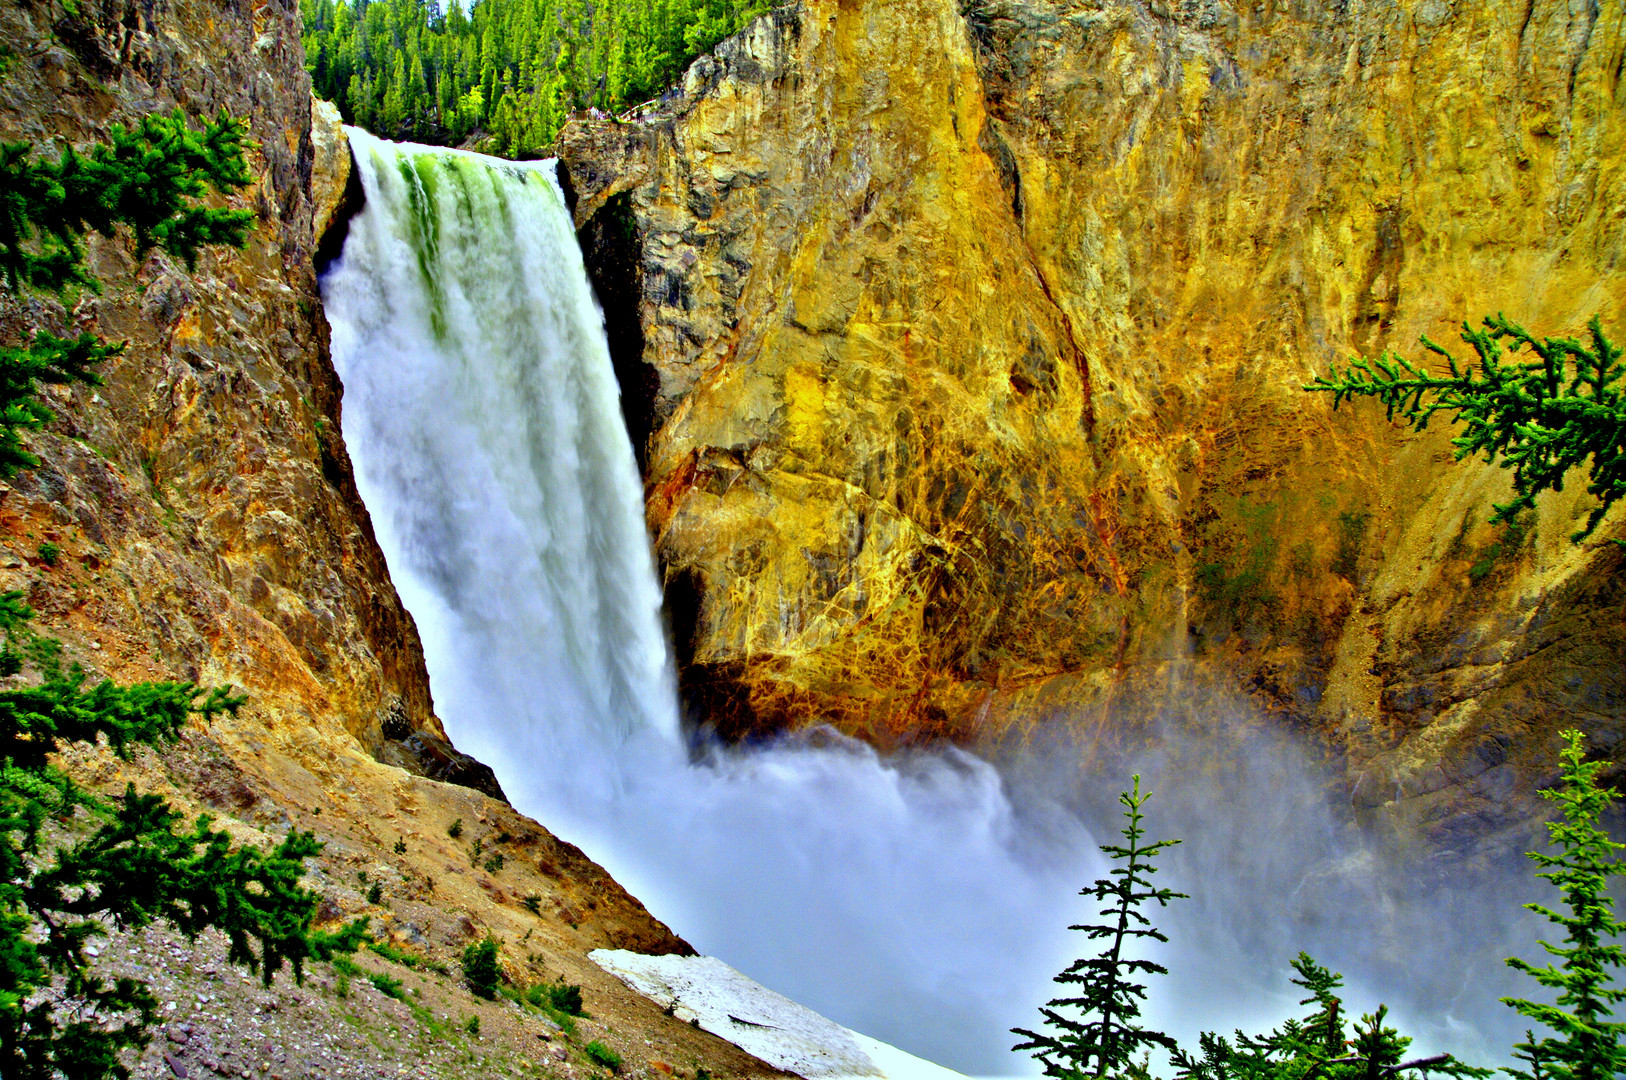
[1306,315,1626,543]
[0,331,120,477]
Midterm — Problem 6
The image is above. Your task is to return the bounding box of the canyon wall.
[0,2,776,1062]
[559,0,1626,863]
[0,0,497,789]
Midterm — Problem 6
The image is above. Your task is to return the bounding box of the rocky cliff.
[0,0,490,790]
[559,0,1626,863]
[0,0,788,1074]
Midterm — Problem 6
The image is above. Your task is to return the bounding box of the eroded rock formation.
[559,0,1626,862]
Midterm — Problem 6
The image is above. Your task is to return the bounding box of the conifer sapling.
[0,108,253,476]
[1014,775,1185,1080]
[1502,729,1626,1080]
[1171,952,1489,1080]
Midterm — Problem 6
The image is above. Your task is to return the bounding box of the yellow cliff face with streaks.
[965,0,1626,862]
[569,1,1122,746]
[561,0,1626,862]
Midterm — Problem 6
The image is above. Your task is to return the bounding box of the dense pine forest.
[300,0,770,157]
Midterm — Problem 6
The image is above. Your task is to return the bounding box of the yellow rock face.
[562,0,1626,856]
[568,2,1126,746]
[310,98,353,242]
[969,0,1626,859]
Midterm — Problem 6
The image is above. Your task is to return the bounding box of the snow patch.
[590,950,969,1080]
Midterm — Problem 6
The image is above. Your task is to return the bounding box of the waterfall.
[321,133,680,787]
[322,131,1100,1075]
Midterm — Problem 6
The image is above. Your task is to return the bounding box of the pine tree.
[0,114,366,1079]
[1502,729,1626,1080]
[480,63,499,127]
[302,0,774,156]
[382,51,408,133]
[1171,954,1489,1080]
[1013,776,1186,1080]
[347,72,371,128]
[463,934,501,1000]
[1306,315,1626,545]
[0,592,370,1076]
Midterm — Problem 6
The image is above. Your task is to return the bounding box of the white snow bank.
[589,950,970,1080]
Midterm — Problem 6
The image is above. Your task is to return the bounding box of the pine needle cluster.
[0,107,252,293]
[0,590,368,1077]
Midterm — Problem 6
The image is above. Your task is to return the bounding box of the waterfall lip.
[342,126,562,177]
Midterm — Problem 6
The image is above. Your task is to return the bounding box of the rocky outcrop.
[562,4,1110,745]
[559,0,1626,861]
[961,0,1626,863]
[0,0,509,799]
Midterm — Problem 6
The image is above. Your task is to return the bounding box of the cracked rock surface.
[559,0,1626,864]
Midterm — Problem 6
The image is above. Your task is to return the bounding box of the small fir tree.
[0,591,368,1077]
[1013,775,1186,1079]
[1306,315,1626,545]
[1502,729,1626,1080]
[0,106,252,291]
[1172,953,1488,1080]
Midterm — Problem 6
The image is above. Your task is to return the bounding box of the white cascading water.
[322,131,1102,1075]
